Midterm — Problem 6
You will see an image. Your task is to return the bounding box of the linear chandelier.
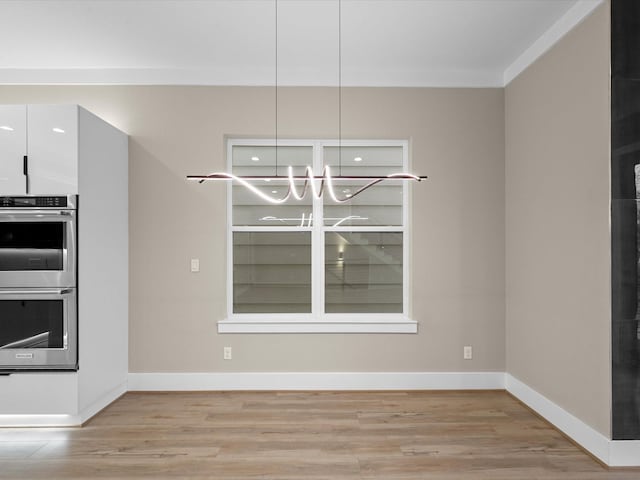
[187,0,427,202]
[187,166,425,204]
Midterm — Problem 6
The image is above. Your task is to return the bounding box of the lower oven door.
[0,288,77,370]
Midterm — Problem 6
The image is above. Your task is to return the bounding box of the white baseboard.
[128,371,506,392]
[505,374,610,464]
[506,374,640,467]
[609,440,640,467]
[78,381,128,425]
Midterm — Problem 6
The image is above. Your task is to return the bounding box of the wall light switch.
[463,346,473,360]
[190,258,200,272]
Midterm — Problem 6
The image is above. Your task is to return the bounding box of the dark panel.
[612,0,640,79]
[612,0,640,439]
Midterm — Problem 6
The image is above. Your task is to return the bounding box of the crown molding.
[0,67,503,87]
[0,1,604,88]
[503,0,605,86]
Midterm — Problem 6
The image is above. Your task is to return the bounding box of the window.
[219,139,417,333]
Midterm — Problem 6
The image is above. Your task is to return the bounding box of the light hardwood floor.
[0,390,639,479]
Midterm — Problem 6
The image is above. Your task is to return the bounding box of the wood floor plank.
[0,391,638,479]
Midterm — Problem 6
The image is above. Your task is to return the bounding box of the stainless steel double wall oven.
[0,195,78,370]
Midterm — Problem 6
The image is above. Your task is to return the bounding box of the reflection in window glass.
[323,146,404,227]
[325,232,403,313]
[0,300,63,348]
[232,145,313,227]
[233,232,311,313]
[228,140,409,320]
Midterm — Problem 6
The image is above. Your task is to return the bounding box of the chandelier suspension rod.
[186,0,428,203]
[338,0,342,177]
[275,0,279,177]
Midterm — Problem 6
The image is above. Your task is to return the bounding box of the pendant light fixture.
[187,0,427,202]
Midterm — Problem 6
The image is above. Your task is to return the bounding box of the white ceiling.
[0,0,603,87]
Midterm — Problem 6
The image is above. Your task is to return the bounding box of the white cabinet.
[28,105,78,194]
[0,105,27,195]
[0,104,78,195]
[0,105,128,426]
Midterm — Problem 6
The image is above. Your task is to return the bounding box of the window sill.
[217,315,418,334]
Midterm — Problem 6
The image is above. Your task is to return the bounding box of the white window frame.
[218,138,417,334]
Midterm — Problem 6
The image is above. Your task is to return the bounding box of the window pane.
[323,146,404,227]
[232,145,313,226]
[233,232,311,313]
[325,232,403,313]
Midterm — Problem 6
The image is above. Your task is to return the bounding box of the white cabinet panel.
[0,105,27,195]
[28,105,78,194]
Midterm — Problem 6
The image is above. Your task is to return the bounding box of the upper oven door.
[0,209,76,287]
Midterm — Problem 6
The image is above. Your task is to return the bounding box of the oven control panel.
[0,196,70,208]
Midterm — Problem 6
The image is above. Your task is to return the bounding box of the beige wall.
[0,85,505,373]
[505,4,611,436]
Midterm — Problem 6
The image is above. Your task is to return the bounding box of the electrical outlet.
[223,347,232,360]
[463,346,473,360]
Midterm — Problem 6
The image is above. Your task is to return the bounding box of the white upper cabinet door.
[27,105,78,194]
[0,105,27,195]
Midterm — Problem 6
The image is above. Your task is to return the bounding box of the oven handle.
[0,211,73,217]
[0,289,73,295]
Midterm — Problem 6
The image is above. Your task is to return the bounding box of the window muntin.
[228,139,409,325]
